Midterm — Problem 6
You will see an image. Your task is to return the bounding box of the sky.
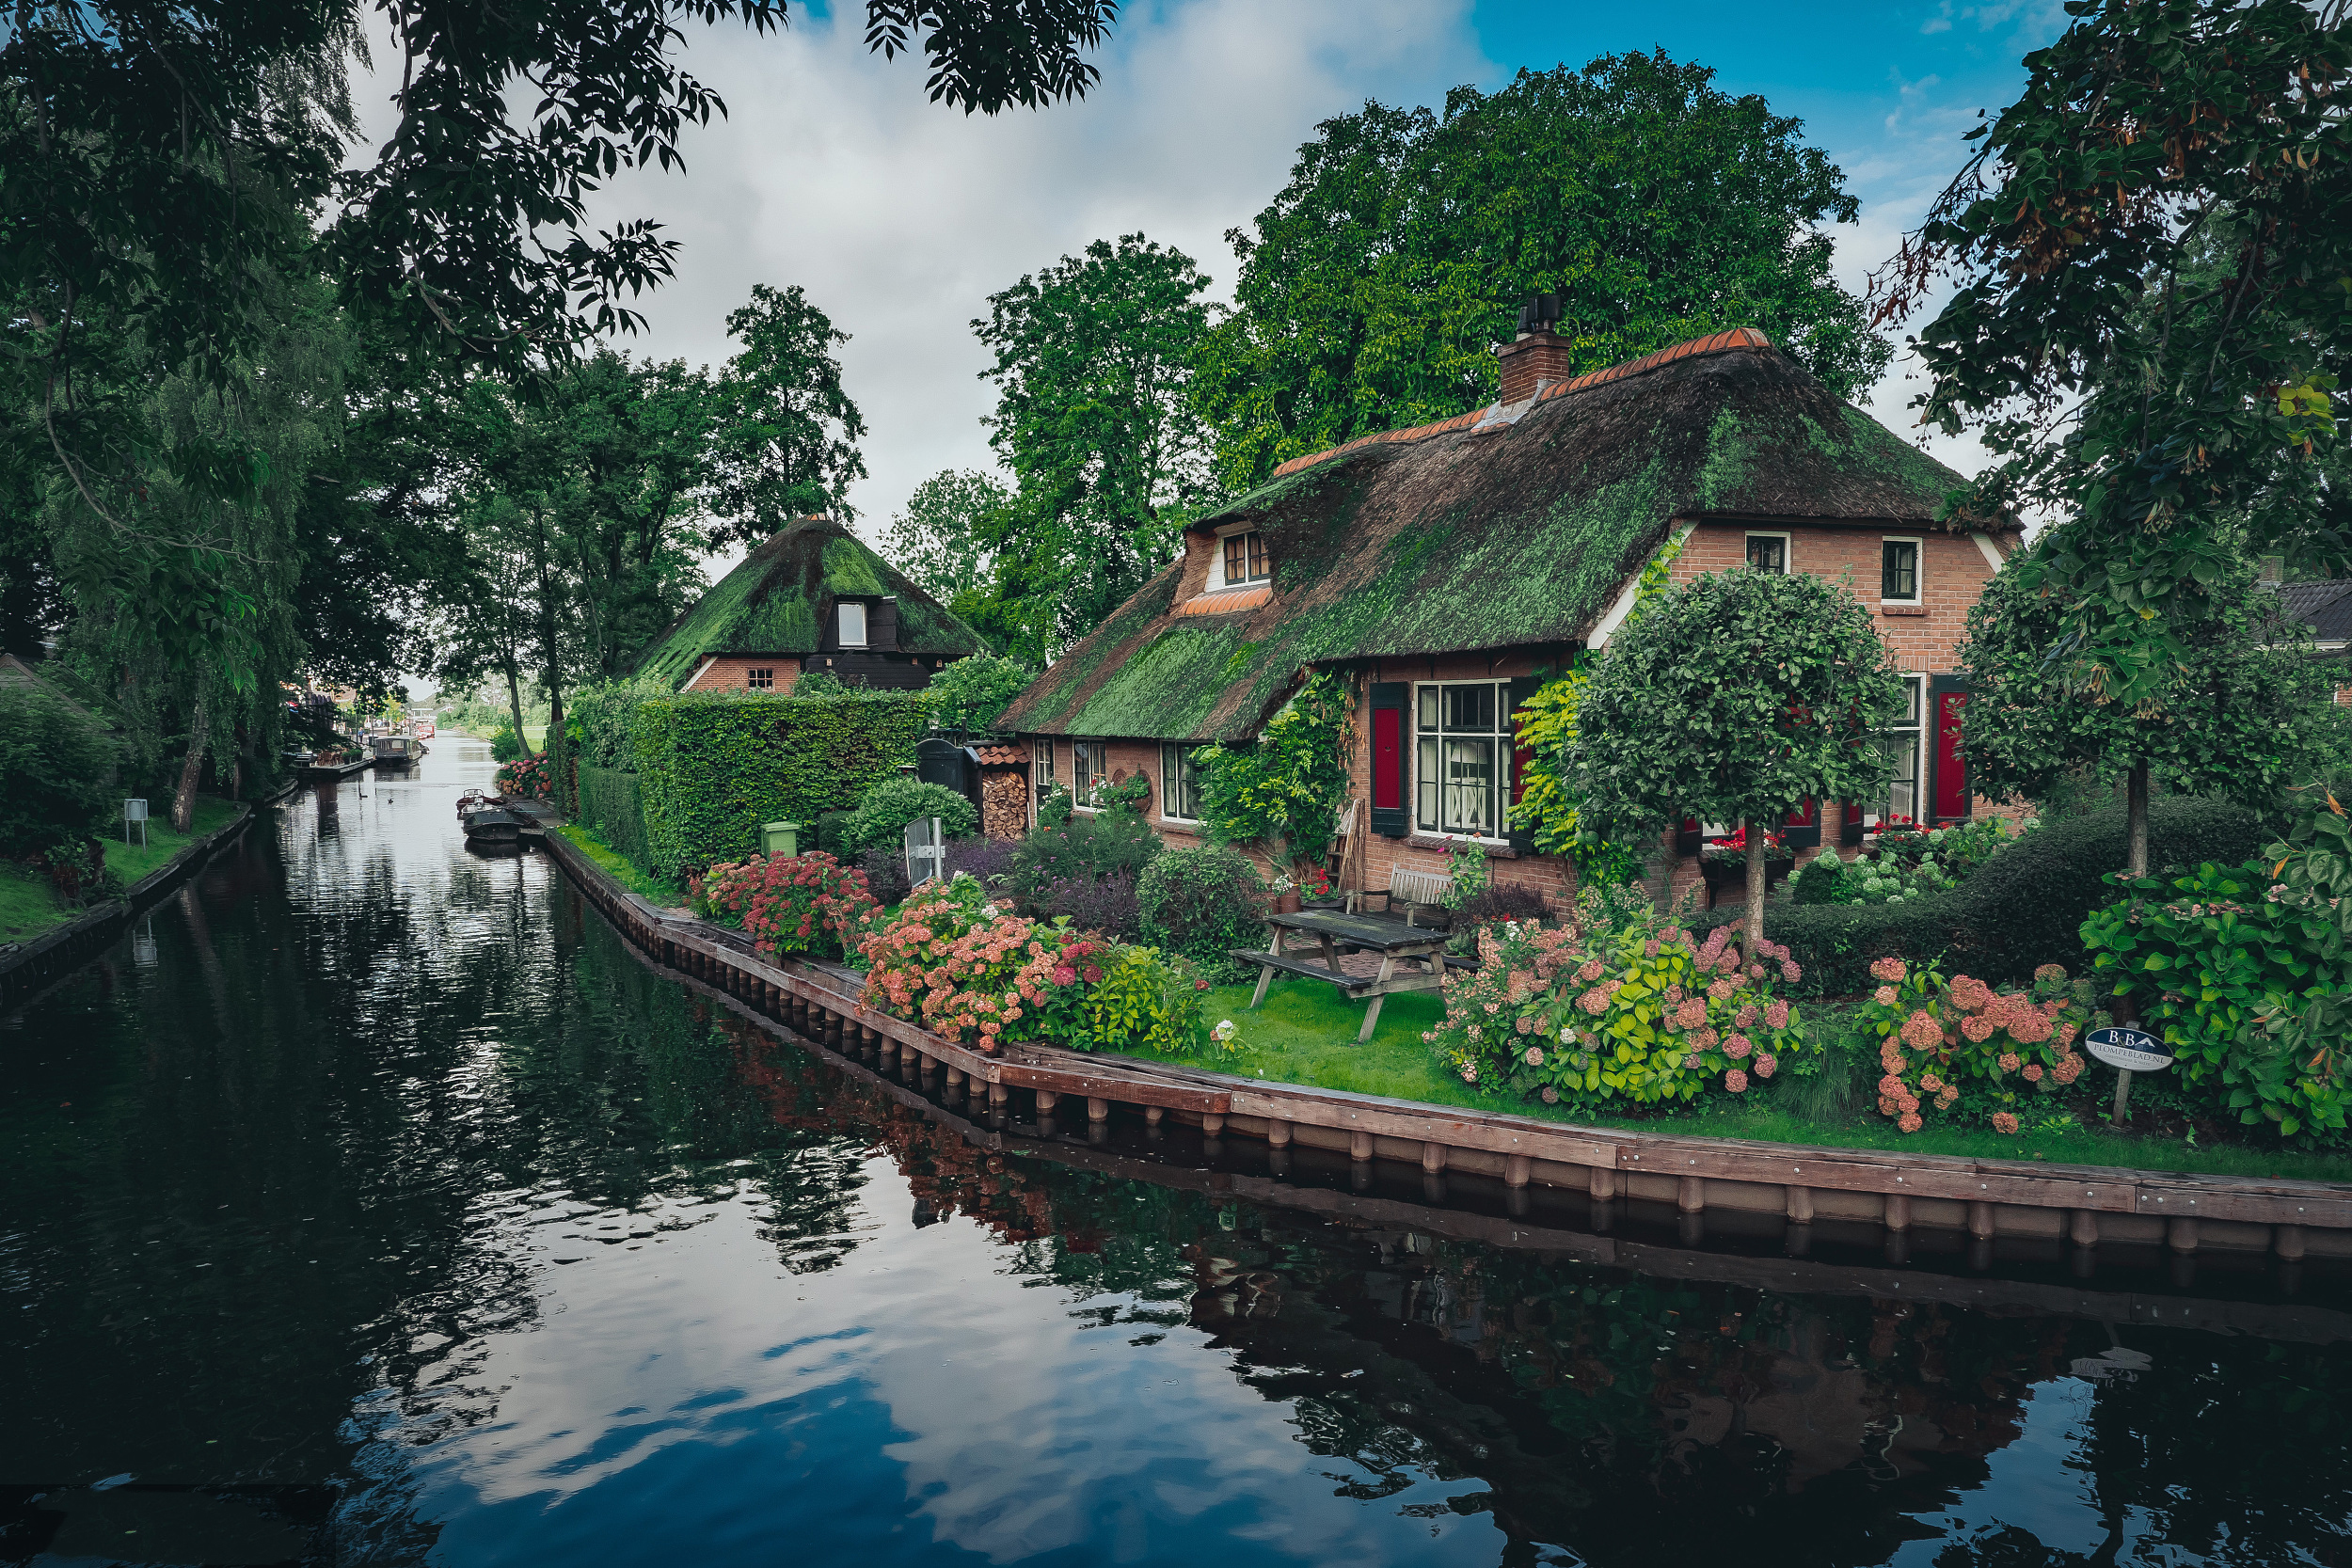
[358,0,2073,569]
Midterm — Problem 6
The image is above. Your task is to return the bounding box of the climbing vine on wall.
[1192,671,1357,870]
[1509,531,1685,885]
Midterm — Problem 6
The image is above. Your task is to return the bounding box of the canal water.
[5,736,2350,1567]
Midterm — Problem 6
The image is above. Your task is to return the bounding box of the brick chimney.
[1495,292,1575,404]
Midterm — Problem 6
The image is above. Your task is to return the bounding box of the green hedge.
[1695,795,2266,994]
[631,690,934,876]
[578,764,650,866]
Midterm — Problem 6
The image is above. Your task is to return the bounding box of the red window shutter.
[1932,686,1970,820]
[1370,682,1406,836]
[1784,797,1818,828]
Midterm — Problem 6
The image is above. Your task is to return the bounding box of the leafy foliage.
[1876,0,2352,711]
[1850,958,2090,1133]
[1198,52,1889,487]
[1136,844,1269,979]
[698,850,879,960]
[630,690,935,876]
[837,777,979,855]
[0,684,117,860]
[1425,916,1813,1110]
[970,234,1220,658]
[1010,808,1162,911]
[1036,868,1142,942]
[1192,671,1356,870]
[927,653,1035,736]
[880,469,1015,635]
[703,284,868,542]
[576,764,651,867]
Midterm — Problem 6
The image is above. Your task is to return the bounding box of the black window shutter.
[1369,682,1407,837]
[873,596,899,650]
[1505,675,1541,853]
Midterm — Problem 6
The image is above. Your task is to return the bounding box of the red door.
[1933,689,1969,819]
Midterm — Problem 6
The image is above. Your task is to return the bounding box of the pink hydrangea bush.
[1423,916,1815,1111]
[698,850,881,959]
[1853,957,2090,1133]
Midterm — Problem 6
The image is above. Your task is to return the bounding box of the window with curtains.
[1414,681,1512,838]
[1031,738,1055,821]
[1872,674,1925,826]
[1745,533,1789,574]
[1215,529,1270,590]
[1072,740,1107,809]
[837,601,867,646]
[1160,742,1200,822]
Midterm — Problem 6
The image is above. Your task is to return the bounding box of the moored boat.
[456,790,527,846]
[371,733,426,768]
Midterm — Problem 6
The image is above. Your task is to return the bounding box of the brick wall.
[681,655,806,693]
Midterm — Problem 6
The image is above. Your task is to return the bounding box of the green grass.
[0,797,244,942]
[556,823,687,908]
[523,724,547,749]
[1204,976,2352,1185]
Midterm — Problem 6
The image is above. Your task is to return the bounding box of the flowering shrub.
[496,754,551,800]
[1851,958,2090,1132]
[698,850,880,959]
[1424,916,1814,1110]
[2081,850,2352,1139]
[856,887,1212,1056]
[1700,826,1791,863]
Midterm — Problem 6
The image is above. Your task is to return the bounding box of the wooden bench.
[1349,866,1454,926]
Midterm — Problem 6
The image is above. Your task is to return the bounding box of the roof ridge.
[1269,327,1775,479]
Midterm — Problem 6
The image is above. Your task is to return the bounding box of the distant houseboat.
[371,733,427,768]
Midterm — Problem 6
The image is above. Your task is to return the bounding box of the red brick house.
[994,326,2022,906]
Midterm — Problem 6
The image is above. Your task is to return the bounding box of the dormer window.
[837,602,867,646]
[1215,529,1270,591]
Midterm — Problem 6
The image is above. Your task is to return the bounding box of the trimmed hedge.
[631,690,935,877]
[1694,796,2266,995]
[578,764,650,866]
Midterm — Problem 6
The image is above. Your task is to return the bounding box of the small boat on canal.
[370,732,427,768]
[456,790,528,847]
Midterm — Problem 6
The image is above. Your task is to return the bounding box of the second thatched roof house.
[635,515,990,693]
[995,325,2022,906]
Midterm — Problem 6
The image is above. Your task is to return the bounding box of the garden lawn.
[1204,977,2352,1186]
[556,823,687,909]
[1,797,244,943]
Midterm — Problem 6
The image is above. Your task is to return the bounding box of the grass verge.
[556,822,687,909]
[0,797,244,943]
[1204,976,2352,1185]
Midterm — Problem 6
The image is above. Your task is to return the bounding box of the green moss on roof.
[997,338,1983,744]
[633,516,989,689]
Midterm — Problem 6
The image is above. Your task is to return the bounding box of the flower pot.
[1276,892,1302,914]
[1301,895,1343,911]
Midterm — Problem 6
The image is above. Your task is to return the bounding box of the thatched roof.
[998,330,1987,744]
[634,516,990,689]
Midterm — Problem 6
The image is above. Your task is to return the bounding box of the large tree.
[1873,0,2352,720]
[1569,568,1902,949]
[881,467,1017,645]
[1197,52,1889,489]
[1958,546,2333,874]
[705,284,866,543]
[974,232,1217,659]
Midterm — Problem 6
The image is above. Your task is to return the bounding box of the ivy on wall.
[631,690,936,877]
[1509,530,1685,885]
[1191,670,1357,870]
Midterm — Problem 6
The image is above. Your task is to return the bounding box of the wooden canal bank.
[535,825,2352,1269]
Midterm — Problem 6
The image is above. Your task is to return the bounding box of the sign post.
[2084,1024,2171,1123]
[122,798,148,847]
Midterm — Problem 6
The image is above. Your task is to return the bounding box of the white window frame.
[1207,521,1272,593]
[1869,674,1927,829]
[1160,742,1201,824]
[837,601,868,646]
[1031,738,1055,827]
[1744,531,1791,575]
[1411,679,1513,843]
[1880,536,1924,606]
[1072,738,1107,812]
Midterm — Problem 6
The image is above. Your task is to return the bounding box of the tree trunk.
[504,666,528,749]
[2125,760,2150,878]
[171,694,209,832]
[546,688,568,816]
[1742,814,1766,953]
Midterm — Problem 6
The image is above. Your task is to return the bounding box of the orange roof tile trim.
[1269,327,1775,479]
[1176,585,1273,616]
[973,744,1029,767]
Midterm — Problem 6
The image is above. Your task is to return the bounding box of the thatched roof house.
[998,326,2022,906]
[635,516,990,694]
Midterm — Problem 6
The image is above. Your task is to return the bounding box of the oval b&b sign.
[2085,1025,2172,1073]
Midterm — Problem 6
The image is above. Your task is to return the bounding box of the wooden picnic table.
[1232,910,1463,1043]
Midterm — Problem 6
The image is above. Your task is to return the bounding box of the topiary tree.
[837,777,979,856]
[0,683,118,862]
[1958,546,2332,879]
[1569,568,1902,949]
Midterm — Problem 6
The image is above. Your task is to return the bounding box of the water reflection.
[1,736,2347,1566]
